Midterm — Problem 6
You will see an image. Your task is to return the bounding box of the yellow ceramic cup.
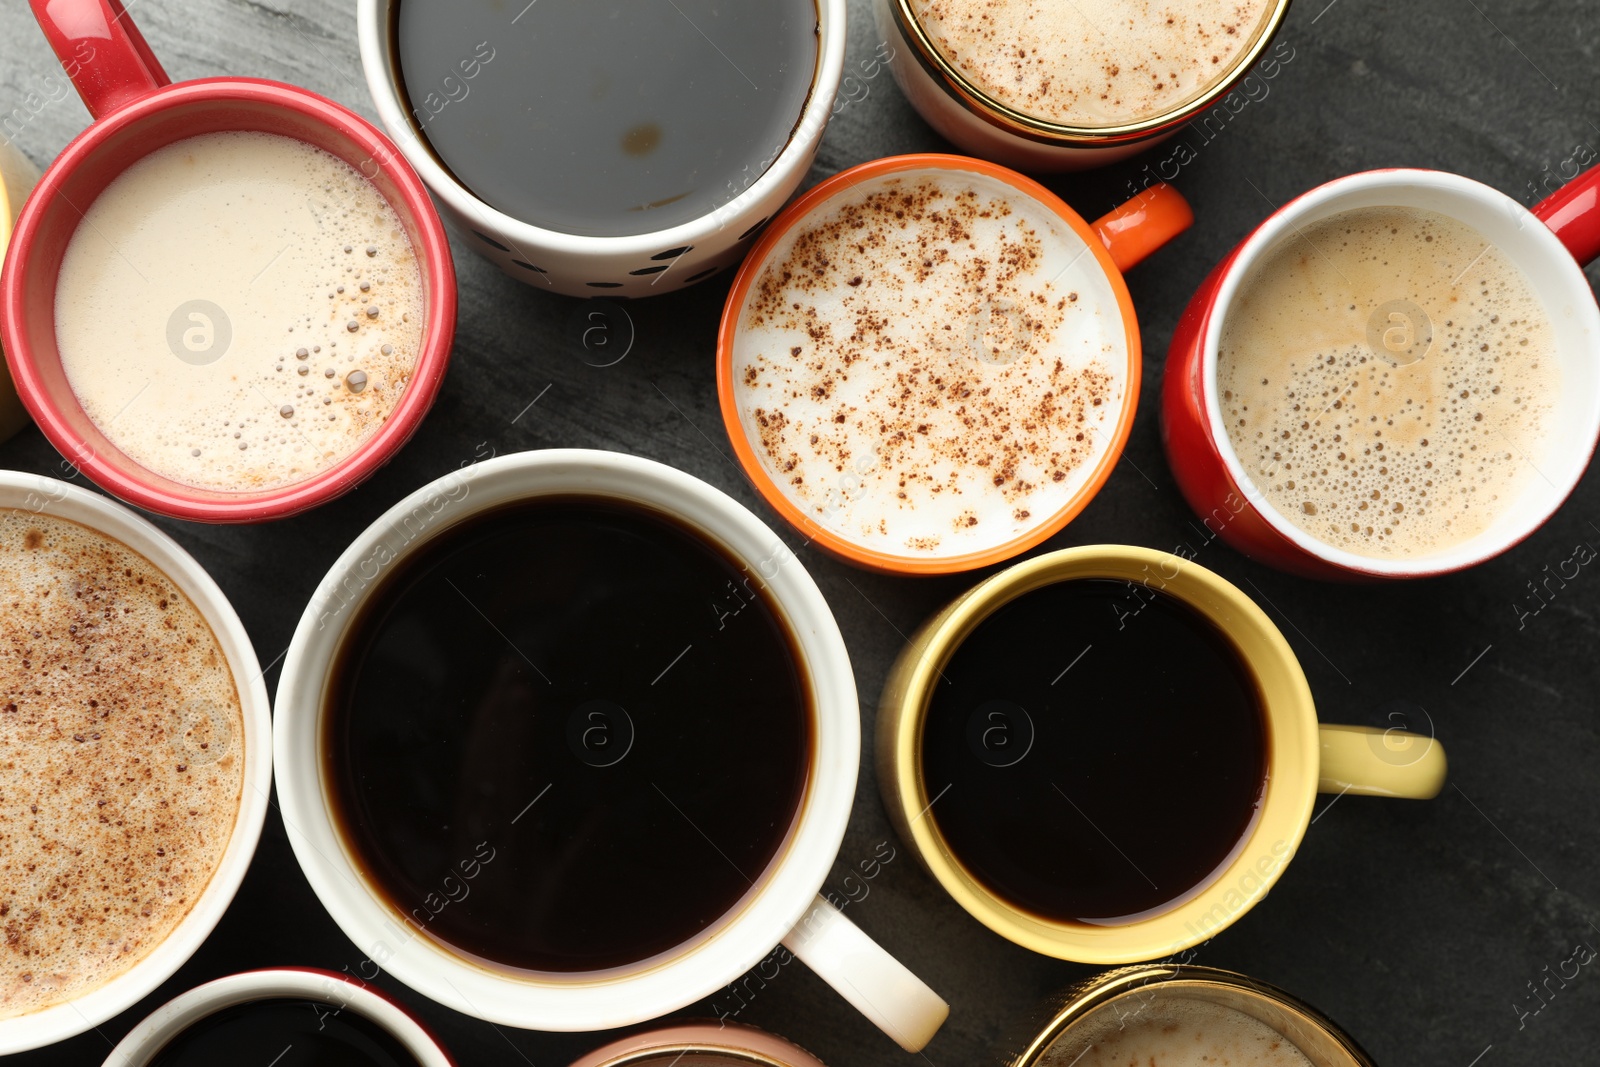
[877,545,1446,963]
[0,138,39,442]
[1002,965,1374,1067]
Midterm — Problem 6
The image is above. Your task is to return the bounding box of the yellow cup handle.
[1317,724,1447,798]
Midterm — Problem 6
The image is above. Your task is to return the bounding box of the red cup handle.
[31,0,169,120]
[1533,161,1600,267]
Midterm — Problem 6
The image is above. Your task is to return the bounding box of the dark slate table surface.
[3,1,1598,1064]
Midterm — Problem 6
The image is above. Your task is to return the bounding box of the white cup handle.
[781,895,949,1052]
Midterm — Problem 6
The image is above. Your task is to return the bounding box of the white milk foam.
[1038,997,1315,1067]
[55,131,424,493]
[911,0,1275,126]
[0,511,243,1019]
[1218,205,1559,559]
[732,170,1126,559]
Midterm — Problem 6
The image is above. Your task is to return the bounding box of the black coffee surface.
[394,0,819,237]
[148,998,418,1067]
[921,579,1266,924]
[326,497,811,972]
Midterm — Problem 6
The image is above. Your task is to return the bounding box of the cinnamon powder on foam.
[733,172,1125,557]
[0,512,242,1019]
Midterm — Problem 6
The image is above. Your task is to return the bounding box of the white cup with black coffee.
[273,449,949,1051]
[356,0,848,296]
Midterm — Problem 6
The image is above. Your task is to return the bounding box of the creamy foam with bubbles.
[910,0,1275,127]
[1218,206,1559,559]
[55,131,423,493]
[1039,997,1315,1067]
[0,511,243,1018]
[732,170,1126,560]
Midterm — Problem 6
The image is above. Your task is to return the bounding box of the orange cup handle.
[1091,182,1194,274]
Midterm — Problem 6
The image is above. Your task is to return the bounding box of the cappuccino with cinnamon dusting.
[731,169,1127,560]
[1218,205,1559,559]
[910,0,1276,127]
[0,511,243,1019]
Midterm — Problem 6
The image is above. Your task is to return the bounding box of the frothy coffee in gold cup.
[909,0,1279,127]
[1005,967,1376,1067]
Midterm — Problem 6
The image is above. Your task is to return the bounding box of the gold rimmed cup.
[1004,965,1375,1067]
[875,0,1294,171]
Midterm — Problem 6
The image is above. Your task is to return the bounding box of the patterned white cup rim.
[355,0,849,256]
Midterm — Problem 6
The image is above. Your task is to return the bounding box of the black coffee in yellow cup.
[921,577,1267,925]
[878,545,1447,962]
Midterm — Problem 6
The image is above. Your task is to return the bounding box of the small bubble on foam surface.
[911,0,1275,127]
[1218,206,1559,559]
[0,511,243,1020]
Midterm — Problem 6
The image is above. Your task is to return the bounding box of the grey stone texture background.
[2,0,1598,1064]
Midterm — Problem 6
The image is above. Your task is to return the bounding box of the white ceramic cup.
[0,473,271,1055]
[273,449,949,1051]
[355,0,847,298]
[102,968,455,1065]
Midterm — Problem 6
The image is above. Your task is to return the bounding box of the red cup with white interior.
[0,0,456,523]
[1162,164,1600,579]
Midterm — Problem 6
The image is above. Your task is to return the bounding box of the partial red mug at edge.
[1162,163,1600,580]
[0,0,457,523]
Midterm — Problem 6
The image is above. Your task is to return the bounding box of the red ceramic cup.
[1162,164,1600,579]
[0,0,456,523]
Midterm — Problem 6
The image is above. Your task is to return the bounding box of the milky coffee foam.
[1038,997,1314,1067]
[55,131,424,493]
[732,170,1126,559]
[911,0,1275,127]
[0,511,242,1019]
[1219,206,1558,559]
